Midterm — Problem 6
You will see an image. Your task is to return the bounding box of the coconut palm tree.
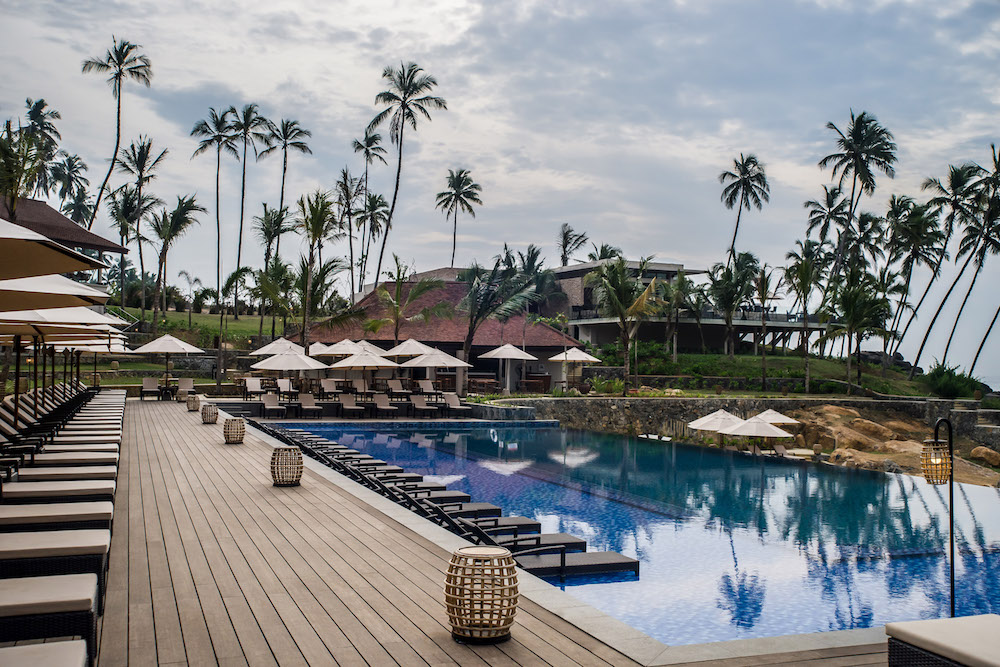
[0,120,43,220]
[149,195,205,330]
[177,270,201,329]
[81,37,152,229]
[557,223,588,266]
[191,107,238,385]
[709,252,759,358]
[822,268,891,394]
[784,240,824,392]
[367,62,447,285]
[49,153,89,206]
[351,130,386,285]
[587,243,622,261]
[258,119,312,259]
[885,200,942,351]
[293,191,339,351]
[818,110,897,273]
[804,185,848,245]
[333,168,362,300]
[60,189,93,226]
[364,254,451,346]
[21,98,61,196]
[435,168,483,267]
[107,185,160,314]
[753,267,781,390]
[253,204,292,268]
[357,192,389,289]
[719,153,770,262]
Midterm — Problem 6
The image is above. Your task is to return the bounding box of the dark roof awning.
[0,198,127,255]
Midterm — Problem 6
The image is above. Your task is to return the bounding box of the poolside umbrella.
[480,344,537,393]
[250,353,329,371]
[355,339,388,355]
[330,350,399,370]
[384,338,435,358]
[316,339,362,356]
[0,217,107,279]
[0,274,110,311]
[719,415,793,439]
[400,350,472,369]
[754,408,799,425]
[133,334,204,383]
[0,306,128,327]
[306,342,330,356]
[688,409,743,431]
[548,348,602,363]
[250,338,304,356]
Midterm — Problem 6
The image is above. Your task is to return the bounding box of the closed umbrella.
[250,338,304,356]
[132,334,204,386]
[0,274,110,311]
[480,344,537,393]
[754,408,800,425]
[0,217,107,279]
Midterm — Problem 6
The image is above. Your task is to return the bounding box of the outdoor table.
[284,401,302,418]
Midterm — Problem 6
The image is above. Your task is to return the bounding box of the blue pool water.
[290,424,1000,645]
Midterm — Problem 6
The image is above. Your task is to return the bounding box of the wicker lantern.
[110,360,119,371]
[921,439,951,485]
[223,418,245,444]
[270,446,303,486]
[186,394,200,412]
[201,403,218,424]
[445,546,518,644]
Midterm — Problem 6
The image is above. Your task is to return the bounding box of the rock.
[850,418,896,441]
[794,434,806,449]
[838,431,883,452]
[883,459,903,474]
[819,434,836,450]
[819,405,861,419]
[971,446,1000,467]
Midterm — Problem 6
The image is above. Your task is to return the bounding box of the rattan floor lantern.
[201,403,218,424]
[270,446,303,486]
[223,417,245,444]
[186,394,200,412]
[445,546,518,644]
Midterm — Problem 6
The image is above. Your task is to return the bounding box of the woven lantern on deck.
[201,403,218,424]
[186,394,200,412]
[223,418,245,444]
[445,546,518,644]
[921,439,951,485]
[270,446,303,486]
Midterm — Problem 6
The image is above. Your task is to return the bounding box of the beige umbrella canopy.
[0,306,128,327]
[0,275,110,311]
[688,409,741,430]
[133,334,205,380]
[250,353,329,371]
[480,344,537,393]
[384,338,436,358]
[548,348,602,363]
[330,351,399,370]
[305,342,329,355]
[0,217,107,279]
[719,415,793,438]
[250,338,304,356]
[401,350,472,369]
[317,339,363,356]
[355,339,388,356]
[754,408,800,425]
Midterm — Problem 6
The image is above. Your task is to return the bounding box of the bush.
[591,377,624,394]
[922,363,984,399]
[982,396,1000,410]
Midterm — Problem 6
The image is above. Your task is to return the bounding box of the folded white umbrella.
[719,415,793,438]
[250,353,329,371]
[0,274,110,311]
[384,338,436,358]
[754,408,800,425]
[400,350,471,368]
[250,338,304,356]
[317,339,362,356]
[548,348,602,363]
[0,217,107,279]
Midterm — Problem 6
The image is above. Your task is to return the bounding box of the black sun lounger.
[0,574,98,664]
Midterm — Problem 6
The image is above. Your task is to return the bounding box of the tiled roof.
[1,198,127,254]
[308,281,581,348]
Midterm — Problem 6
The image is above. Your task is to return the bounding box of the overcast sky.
[2,0,998,385]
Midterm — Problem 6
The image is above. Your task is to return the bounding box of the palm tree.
[22,98,61,197]
[60,189,93,226]
[177,270,201,329]
[719,153,770,262]
[352,129,387,274]
[293,191,339,352]
[107,185,160,315]
[258,119,312,259]
[587,243,622,261]
[191,108,238,384]
[822,268,891,393]
[364,254,451,346]
[709,252,759,358]
[804,185,848,245]
[657,272,691,364]
[784,240,824,392]
[557,223,588,266]
[149,196,205,330]
[586,257,658,392]
[0,120,43,220]
[81,37,152,229]
[253,204,292,268]
[885,199,942,351]
[333,168,362,300]
[358,193,389,288]
[818,110,897,273]
[753,267,781,390]
[49,153,89,206]
[435,168,483,267]
[367,62,447,285]
[686,287,710,354]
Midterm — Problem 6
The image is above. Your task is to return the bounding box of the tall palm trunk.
[895,244,948,355]
[885,268,912,375]
[909,250,976,379]
[801,307,810,393]
[969,300,1000,375]
[347,212,355,303]
[137,238,147,323]
[727,206,742,265]
[451,208,458,267]
[941,265,982,365]
[845,330,853,395]
[214,147,224,388]
[301,249,313,351]
[359,164,370,286]
[621,331,630,396]
[234,140,248,320]
[118,233,126,307]
[275,148,287,259]
[89,92,121,230]
[375,130,404,288]
[760,310,767,391]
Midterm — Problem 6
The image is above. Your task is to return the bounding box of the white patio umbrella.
[754,408,800,425]
[548,348,602,363]
[0,217,107,279]
[250,338,304,356]
[306,342,330,355]
[250,353,330,371]
[719,415,793,438]
[400,349,472,369]
[0,274,110,311]
[688,409,743,431]
[355,339,388,355]
[0,306,128,327]
[132,334,205,379]
[330,350,399,371]
[480,344,538,393]
[384,338,435,358]
[316,339,362,356]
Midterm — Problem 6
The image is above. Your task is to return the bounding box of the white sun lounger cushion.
[0,573,97,617]
[43,443,119,453]
[33,452,119,466]
[0,529,110,559]
[0,501,113,526]
[1,480,116,499]
[0,640,89,667]
[886,614,1000,667]
[17,465,118,481]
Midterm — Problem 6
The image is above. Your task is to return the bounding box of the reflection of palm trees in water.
[717,531,766,628]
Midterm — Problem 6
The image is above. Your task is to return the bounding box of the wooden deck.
[96,399,639,666]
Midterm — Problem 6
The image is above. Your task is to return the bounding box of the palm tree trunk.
[347,212,355,304]
[761,312,767,391]
[215,147,224,388]
[969,300,1000,375]
[301,250,313,351]
[909,251,976,379]
[375,129,405,289]
[728,206,742,264]
[359,164,370,285]
[895,250,946,355]
[941,265,981,366]
[451,208,458,267]
[845,333,853,395]
[137,238,146,324]
[620,326,630,396]
[89,90,121,230]
[275,147,287,259]
[119,234,126,307]
[233,141,248,320]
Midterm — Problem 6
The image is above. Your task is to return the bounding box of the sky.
[1,0,999,386]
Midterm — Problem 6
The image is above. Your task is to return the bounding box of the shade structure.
[317,339,362,356]
[133,334,204,355]
[400,350,472,369]
[0,274,110,311]
[479,344,537,361]
[0,217,107,279]
[250,353,329,371]
[754,408,800,425]
[329,351,399,370]
[0,306,128,327]
[719,415,793,438]
[688,409,744,432]
[354,339,388,356]
[384,338,436,358]
[250,338,304,356]
[305,342,329,355]
[548,348,602,363]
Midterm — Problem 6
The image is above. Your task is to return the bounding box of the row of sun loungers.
[256,423,639,580]
[257,391,473,419]
[0,382,125,665]
[245,378,444,401]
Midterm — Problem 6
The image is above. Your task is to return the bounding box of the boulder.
[818,434,837,450]
[837,431,883,452]
[883,459,903,474]
[971,446,1000,468]
[794,434,806,449]
[819,405,861,419]
[850,418,896,441]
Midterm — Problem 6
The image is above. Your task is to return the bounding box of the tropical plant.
[821,268,891,394]
[149,195,205,329]
[358,192,389,288]
[107,185,160,316]
[586,257,658,392]
[0,120,43,220]
[222,266,254,320]
[21,98,61,196]
[753,266,781,390]
[352,128,387,277]
[804,185,848,245]
[333,168,362,300]
[685,286,710,353]
[367,62,447,285]
[258,118,312,259]
[60,188,94,225]
[191,107,238,385]
[719,153,770,261]
[363,254,451,346]
[177,270,201,329]
[49,153,89,205]
[784,240,824,391]
[708,252,759,358]
[256,257,294,337]
[557,223,588,266]
[587,242,622,261]
[293,190,340,351]
[435,168,483,267]
[884,198,942,347]
[923,363,984,399]
[253,204,292,268]
[81,37,152,229]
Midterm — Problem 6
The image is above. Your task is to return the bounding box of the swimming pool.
[289,423,1000,646]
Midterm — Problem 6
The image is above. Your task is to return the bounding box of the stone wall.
[470,403,537,420]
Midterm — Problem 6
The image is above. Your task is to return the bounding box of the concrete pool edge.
[246,415,889,665]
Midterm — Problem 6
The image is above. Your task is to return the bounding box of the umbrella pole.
[76,351,81,386]
[93,350,97,386]
[50,346,55,396]
[41,341,46,402]
[12,335,21,425]
[32,337,38,419]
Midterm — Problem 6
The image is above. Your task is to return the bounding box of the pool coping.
[241,411,889,665]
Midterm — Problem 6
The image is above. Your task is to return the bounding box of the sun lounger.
[177,377,194,395]
[372,393,399,418]
[26,452,119,467]
[298,393,324,419]
[417,379,442,398]
[0,502,114,532]
[318,378,339,400]
[338,394,367,418]
[387,379,411,399]
[1,480,116,504]
[772,443,788,457]
[140,377,159,400]
[512,550,640,578]
[409,394,440,417]
[276,378,298,401]
[244,377,267,400]
[0,529,111,612]
[0,574,98,663]
[261,393,286,419]
[16,466,118,482]
[886,613,1000,667]
[457,517,586,553]
[0,639,89,667]
[443,392,473,416]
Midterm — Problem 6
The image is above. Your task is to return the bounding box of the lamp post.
[921,417,955,618]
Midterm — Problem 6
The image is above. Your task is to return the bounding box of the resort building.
[1,197,127,262]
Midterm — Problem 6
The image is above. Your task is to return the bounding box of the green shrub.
[982,396,1000,410]
[922,363,984,399]
[591,377,625,394]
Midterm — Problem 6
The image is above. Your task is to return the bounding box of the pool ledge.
[247,416,888,666]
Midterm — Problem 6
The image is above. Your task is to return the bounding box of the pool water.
[291,424,1000,645]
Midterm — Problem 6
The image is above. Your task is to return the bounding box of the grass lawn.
[124,308,278,347]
